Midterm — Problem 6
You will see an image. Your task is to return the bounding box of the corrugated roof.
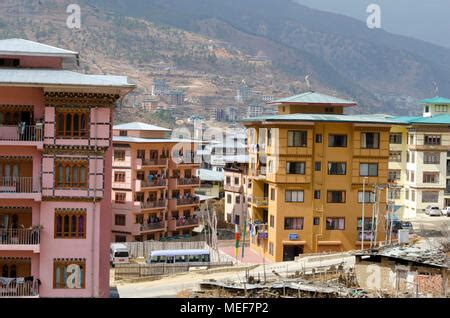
[113,136,202,143]
[269,91,356,106]
[0,69,134,88]
[392,114,450,125]
[113,122,171,131]
[197,169,224,182]
[0,38,78,56]
[241,113,404,125]
[420,96,450,104]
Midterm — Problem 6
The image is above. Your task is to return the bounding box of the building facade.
[388,97,450,218]
[224,161,249,230]
[0,39,133,297]
[111,122,201,242]
[242,92,399,262]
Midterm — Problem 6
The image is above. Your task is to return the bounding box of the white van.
[110,243,130,266]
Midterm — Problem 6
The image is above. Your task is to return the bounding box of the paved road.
[116,254,355,298]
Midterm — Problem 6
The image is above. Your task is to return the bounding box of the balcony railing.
[140,221,165,232]
[141,179,167,188]
[224,184,243,193]
[140,200,167,210]
[177,177,201,186]
[357,230,375,241]
[253,197,268,207]
[0,228,40,245]
[0,280,39,297]
[141,158,168,166]
[174,217,199,227]
[176,197,200,206]
[0,177,41,193]
[0,124,43,142]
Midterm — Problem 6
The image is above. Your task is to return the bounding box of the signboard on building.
[288,233,298,240]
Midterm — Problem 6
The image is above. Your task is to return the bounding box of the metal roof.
[0,69,134,88]
[241,113,405,125]
[392,114,450,125]
[0,38,78,57]
[113,136,202,143]
[420,96,450,104]
[197,168,224,182]
[269,91,356,106]
[113,122,171,131]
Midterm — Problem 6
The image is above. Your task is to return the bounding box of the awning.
[282,240,307,245]
[193,224,205,233]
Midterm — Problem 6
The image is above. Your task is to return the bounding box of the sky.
[294,0,450,48]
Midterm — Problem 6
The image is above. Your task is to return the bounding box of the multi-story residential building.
[388,96,450,217]
[169,90,185,106]
[151,79,170,96]
[247,102,263,118]
[236,80,252,103]
[0,38,133,297]
[111,122,201,242]
[241,91,401,262]
[224,161,249,230]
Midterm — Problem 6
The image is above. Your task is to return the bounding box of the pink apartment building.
[0,39,134,297]
[111,122,201,242]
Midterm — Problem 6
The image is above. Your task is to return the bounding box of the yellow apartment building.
[242,92,404,262]
[111,122,201,242]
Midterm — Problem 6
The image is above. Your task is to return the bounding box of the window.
[114,172,125,182]
[267,129,273,146]
[235,195,240,204]
[410,171,415,182]
[405,189,409,200]
[135,192,144,202]
[313,217,320,225]
[325,107,334,113]
[114,150,125,161]
[360,163,378,177]
[326,218,345,230]
[361,132,379,149]
[315,134,322,143]
[54,259,86,289]
[269,242,274,255]
[411,190,415,202]
[137,150,145,160]
[54,209,86,239]
[136,171,145,181]
[227,194,232,204]
[288,131,307,147]
[388,170,401,182]
[270,215,275,228]
[56,110,89,138]
[315,162,321,172]
[284,217,304,230]
[226,176,231,185]
[119,130,127,136]
[422,191,439,203]
[423,172,439,183]
[0,58,20,67]
[408,134,414,145]
[424,152,440,164]
[435,105,448,112]
[328,162,346,175]
[234,177,239,186]
[55,160,88,188]
[424,135,441,145]
[388,188,401,200]
[329,134,347,147]
[314,190,321,199]
[285,190,304,202]
[286,162,305,174]
[270,188,275,201]
[358,191,375,203]
[115,235,127,242]
[389,133,402,144]
[115,193,126,204]
[115,214,126,226]
[327,191,346,203]
[389,152,402,162]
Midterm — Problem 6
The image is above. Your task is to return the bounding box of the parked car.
[426,206,442,216]
[441,207,450,217]
[399,221,414,233]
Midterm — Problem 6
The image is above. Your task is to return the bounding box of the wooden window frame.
[115,214,126,226]
[53,259,86,289]
[114,150,126,162]
[114,171,126,183]
[55,160,88,189]
[56,109,89,138]
[327,191,346,203]
[54,209,87,239]
[115,192,126,204]
[326,217,345,230]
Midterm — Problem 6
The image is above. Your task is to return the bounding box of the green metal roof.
[420,96,450,104]
[269,91,356,106]
[393,114,450,125]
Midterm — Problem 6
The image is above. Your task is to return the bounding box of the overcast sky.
[295,0,450,48]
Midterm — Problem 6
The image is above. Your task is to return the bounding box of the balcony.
[357,230,375,242]
[0,177,41,200]
[138,200,167,211]
[0,280,39,298]
[0,228,40,253]
[0,124,43,148]
[252,197,268,207]
[176,197,200,207]
[141,158,168,167]
[177,177,201,187]
[224,184,243,193]
[140,179,168,189]
[139,221,166,233]
[168,217,199,230]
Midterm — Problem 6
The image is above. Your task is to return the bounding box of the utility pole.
[361,177,368,250]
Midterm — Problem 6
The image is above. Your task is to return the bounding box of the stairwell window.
[54,209,86,239]
[360,163,378,177]
[114,172,126,183]
[55,160,88,188]
[389,133,402,144]
[361,132,379,149]
[114,150,125,161]
[326,218,345,230]
[328,162,346,175]
[288,131,307,147]
[56,110,89,138]
[329,134,347,147]
[327,191,346,203]
[284,217,304,230]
